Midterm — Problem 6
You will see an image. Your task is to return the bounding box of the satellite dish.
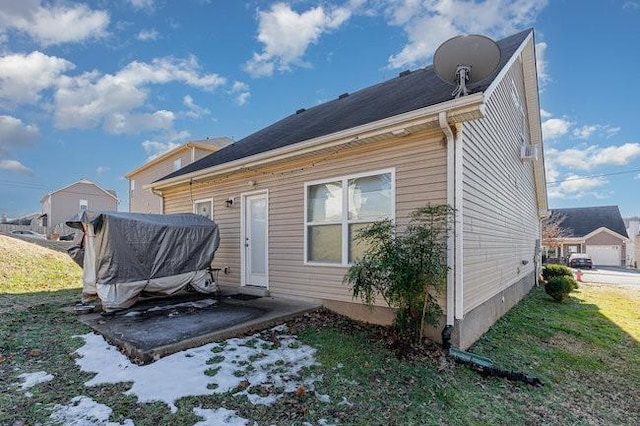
[434,34,501,98]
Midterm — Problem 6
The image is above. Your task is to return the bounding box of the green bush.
[344,205,454,344]
[542,264,573,281]
[545,275,576,302]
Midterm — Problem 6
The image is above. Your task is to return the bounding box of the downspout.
[454,123,464,320]
[439,112,465,349]
[437,115,542,387]
[439,112,456,349]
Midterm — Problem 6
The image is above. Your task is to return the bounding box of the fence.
[0,224,47,234]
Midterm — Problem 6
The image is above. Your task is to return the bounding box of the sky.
[1,0,639,219]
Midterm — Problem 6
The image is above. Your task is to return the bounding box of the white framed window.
[79,199,88,211]
[130,179,135,191]
[173,158,182,171]
[194,198,213,220]
[304,169,395,266]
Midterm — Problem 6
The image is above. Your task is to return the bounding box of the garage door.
[586,245,620,266]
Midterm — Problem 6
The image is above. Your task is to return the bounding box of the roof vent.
[398,70,411,77]
[296,108,306,114]
[338,93,349,100]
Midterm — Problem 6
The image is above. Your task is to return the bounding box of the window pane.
[348,173,391,220]
[307,181,342,222]
[308,224,341,263]
[349,223,373,263]
[250,198,267,274]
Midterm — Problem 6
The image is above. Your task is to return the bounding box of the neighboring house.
[149,29,546,350]
[125,138,232,213]
[624,217,640,268]
[546,206,629,267]
[40,179,119,236]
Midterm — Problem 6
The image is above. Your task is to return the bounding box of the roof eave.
[486,30,547,215]
[583,226,629,241]
[148,93,486,191]
[125,144,219,178]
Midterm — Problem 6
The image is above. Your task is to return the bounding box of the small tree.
[343,204,454,344]
[542,211,569,259]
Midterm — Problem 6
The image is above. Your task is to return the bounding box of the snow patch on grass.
[17,371,54,390]
[192,407,250,425]
[74,326,321,413]
[50,396,134,425]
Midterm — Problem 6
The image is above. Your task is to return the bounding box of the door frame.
[240,189,269,288]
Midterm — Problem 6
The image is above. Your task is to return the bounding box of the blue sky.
[1,0,639,219]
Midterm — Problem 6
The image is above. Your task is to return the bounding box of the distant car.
[10,230,47,240]
[568,253,593,269]
[59,233,76,241]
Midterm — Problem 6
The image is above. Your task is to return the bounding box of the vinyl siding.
[461,57,540,314]
[162,131,446,304]
[49,182,118,232]
[129,148,212,213]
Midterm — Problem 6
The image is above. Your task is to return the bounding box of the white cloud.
[244,3,352,77]
[542,117,572,140]
[550,143,640,171]
[542,110,622,142]
[127,0,156,12]
[635,173,640,180]
[142,140,181,160]
[547,173,609,200]
[0,116,38,151]
[623,1,639,9]
[105,110,175,134]
[572,124,621,139]
[535,42,550,87]
[54,56,225,133]
[0,1,109,46]
[383,0,548,68]
[96,166,110,175]
[136,29,159,41]
[0,159,33,175]
[0,51,73,105]
[229,81,250,106]
[183,95,210,118]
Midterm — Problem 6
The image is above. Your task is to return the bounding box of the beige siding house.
[125,138,232,213]
[545,206,629,266]
[40,180,118,236]
[149,29,547,349]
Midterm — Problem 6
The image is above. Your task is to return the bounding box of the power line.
[547,168,640,186]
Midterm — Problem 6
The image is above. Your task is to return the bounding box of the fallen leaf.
[27,349,42,358]
[295,386,306,397]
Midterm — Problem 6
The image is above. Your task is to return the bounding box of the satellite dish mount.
[452,64,471,98]
[434,35,501,99]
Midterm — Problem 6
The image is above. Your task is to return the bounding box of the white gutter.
[148,93,485,191]
[440,112,456,327]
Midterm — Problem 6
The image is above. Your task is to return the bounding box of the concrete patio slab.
[75,292,320,364]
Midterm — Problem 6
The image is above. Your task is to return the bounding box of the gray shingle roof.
[553,206,629,238]
[158,29,532,183]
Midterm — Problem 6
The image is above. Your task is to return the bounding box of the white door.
[242,192,268,287]
[587,245,620,266]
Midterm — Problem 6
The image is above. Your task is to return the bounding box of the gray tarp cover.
[66,211,220,285]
